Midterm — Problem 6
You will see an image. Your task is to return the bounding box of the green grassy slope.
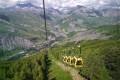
[0,48,24,61]
[47,53,73,80]
[50,40,120,80]
[0,21,16,34]
[0,51,73,80]
[94,24,120,39]
[0,21,45,43]
[0,53,46,80]
[7,11,52,27]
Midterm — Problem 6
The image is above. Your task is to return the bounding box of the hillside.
[0,50,73,80]
[94,24,120,39]
[50,39,120,80]
[57,24,119,45]
[0,39,120,80]
[0,53,46,80]
[54,6,120,32]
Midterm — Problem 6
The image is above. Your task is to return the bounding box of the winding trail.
[55,61,84,80]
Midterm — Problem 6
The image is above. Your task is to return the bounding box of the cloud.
[0,0,25,8]
[0,0,119,9]
[84,0,120,9]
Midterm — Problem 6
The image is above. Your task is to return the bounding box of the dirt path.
[56,61,84,80]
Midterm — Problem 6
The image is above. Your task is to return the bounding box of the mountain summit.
[17,3,35,7]
[16,3,41,9]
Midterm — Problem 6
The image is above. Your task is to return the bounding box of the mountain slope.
[94,24,120,39]
[50,39,120,80]
[0,4,62,43]
[0,33,33,50]
[54,5,120,33]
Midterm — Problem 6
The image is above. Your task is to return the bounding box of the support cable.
[43,0,48,41]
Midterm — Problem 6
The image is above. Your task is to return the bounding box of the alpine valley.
[0,3,120,61]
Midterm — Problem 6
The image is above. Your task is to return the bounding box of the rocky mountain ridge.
[0,33,34,50]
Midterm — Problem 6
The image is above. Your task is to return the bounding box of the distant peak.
[76,5,85,8]
[16,3,35,8]
[16,3,42,9]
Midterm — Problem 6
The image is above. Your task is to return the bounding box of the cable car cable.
[43,0,48,41]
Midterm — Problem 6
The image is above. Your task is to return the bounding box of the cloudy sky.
[0,0,120,9]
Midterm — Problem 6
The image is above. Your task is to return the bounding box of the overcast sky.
[0,0,120,9]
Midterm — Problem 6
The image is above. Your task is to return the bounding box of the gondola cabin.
[63,56,67,63]
[70,56,76,65]
[75,57,83,67]
[66,56,71,64]
[62,56,65,61]
[74,45,83,67]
